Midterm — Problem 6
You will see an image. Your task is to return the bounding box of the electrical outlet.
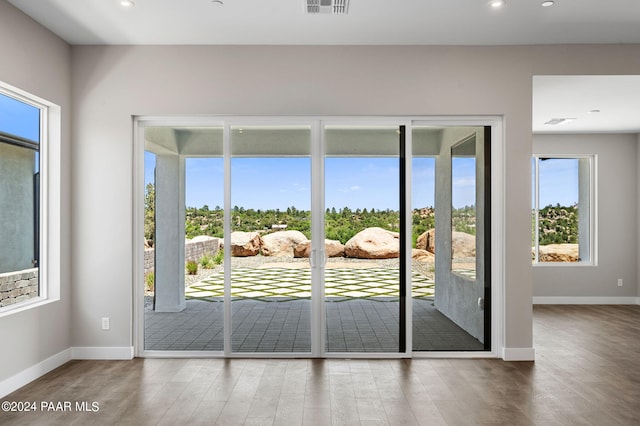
[617,279,623,287]
[101,317,110,330]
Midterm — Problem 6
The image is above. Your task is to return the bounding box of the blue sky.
[0,93,40,141]
[146,153,444,210]
[535,158,579,207]
[144,153,578,211]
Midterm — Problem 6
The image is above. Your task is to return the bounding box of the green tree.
[144,183,155,246]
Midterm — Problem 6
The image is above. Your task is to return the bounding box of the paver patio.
[185,267,435,302]
[145,266,483,352]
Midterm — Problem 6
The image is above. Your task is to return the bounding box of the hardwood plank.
[1,305,638,425]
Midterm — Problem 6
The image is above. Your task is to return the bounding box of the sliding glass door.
[411,125,490,351]
[323,125,403,353]
[139,118,493,357]
[230,125,312,353]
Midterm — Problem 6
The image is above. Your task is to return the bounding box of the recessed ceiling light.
[120,0,135,7]
[488,0,506,8]
[541,1,555,7]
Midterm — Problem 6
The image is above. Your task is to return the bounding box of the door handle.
[309,249,326,268]
[310,249,317,268]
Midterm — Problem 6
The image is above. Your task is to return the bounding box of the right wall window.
[532,156,596,265]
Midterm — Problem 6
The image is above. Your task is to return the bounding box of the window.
[532,156,595,264]
[0,82,58,312]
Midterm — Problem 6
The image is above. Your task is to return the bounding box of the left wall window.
[0,83,52,311]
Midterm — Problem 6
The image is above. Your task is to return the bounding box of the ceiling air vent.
[544,118,576,126]
[306,0,349,14]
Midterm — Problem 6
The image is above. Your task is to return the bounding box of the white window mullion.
[311,120,325,357]
[223,121,232,356]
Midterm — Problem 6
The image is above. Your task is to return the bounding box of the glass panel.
[451,137,476,277]
[410,151,436,351]
[144,126,225,351]
[0,92,40,310]
[231,125,312,353]
[324,125,400,353]
[0,93,40,142]
[534,157,586,263]
[412,126,485,351]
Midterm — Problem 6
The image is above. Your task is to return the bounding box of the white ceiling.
[7,0,640,134]
[8,0,640,46]
[533,76,640,133]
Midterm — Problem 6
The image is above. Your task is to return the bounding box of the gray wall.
[69,44,640,353]
[533,134,638,298]
[0,0,71,384]
[0,143,35,272]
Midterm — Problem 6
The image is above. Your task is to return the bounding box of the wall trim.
[71,346,134,360]
[502,347,535,361]
[0,348,71,398]
[533,296,639,305]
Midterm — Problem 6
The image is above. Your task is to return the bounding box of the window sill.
[532,262,597,267]
[0,296,59,318]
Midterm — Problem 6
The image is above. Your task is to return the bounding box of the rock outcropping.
[294,239,345,258]
[416,229,476,258]
[344,227,400,259]
[536,243,579,262]
[230,231,261,257]
[261,230,308,257]
[411,249,435,262]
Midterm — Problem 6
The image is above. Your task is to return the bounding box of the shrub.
[199,255,215,269]
[213,250,224,265]
[186,260,198,275]
[198,251,224,269]
[144,271,154,292]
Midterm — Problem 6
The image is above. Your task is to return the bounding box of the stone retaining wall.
[0,268,39,308]
[145,237,221,274]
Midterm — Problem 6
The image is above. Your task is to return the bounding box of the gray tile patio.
[145,266,483,353]
[145,298,483,353]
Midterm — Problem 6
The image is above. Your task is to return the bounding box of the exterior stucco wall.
[0,143,35,272]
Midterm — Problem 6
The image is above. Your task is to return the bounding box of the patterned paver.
[186,267,435,302]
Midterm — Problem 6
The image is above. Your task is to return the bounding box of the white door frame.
[132,115,504,359]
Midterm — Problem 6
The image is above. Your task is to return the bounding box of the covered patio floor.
[145,266,483,353]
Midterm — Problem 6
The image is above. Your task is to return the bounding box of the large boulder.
[537,244,579,262]
[261,230,309,257]
[416,229,475,258]
[412,249,434,262]
[452,231,476,258]
[345,227,400,259]
[294,239,345,258]
[416,229,435,253]
[230,231,261,257]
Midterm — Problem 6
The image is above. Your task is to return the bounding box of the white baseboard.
[502,347,535,361]
[533,296,639,305]
[71,346,134,360]
[0,348,71,398]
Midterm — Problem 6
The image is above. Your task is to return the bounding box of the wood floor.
[1,305,638,425]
